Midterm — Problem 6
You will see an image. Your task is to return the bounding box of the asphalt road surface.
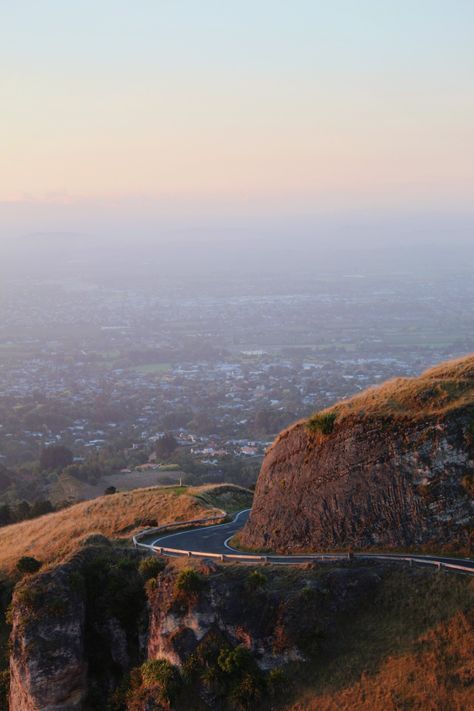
[152,509,251,554]
[150,510,474,573]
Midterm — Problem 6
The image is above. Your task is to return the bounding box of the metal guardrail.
[356,554,474,575]
[133,513,474,574]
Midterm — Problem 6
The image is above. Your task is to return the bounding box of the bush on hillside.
[138,556,166,581]
[306,411,337,435]
[174,568,204,598]
[16,556,42,574]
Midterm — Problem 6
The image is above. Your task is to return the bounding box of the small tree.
[104,486,117,496]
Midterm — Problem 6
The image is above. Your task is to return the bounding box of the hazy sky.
[1,1,474,235]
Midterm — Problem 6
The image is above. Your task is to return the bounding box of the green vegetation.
[0,499,55,528]
[191,484,253,513]
[286,569,474,711]
[83,555,146,632]
[138,555,166,581]
[245,570,267,592]
[174,568,205,599]
[182,633,266,711]
[139,658,181,704]
[306,411,337,435]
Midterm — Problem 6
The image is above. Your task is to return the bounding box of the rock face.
[9,562,87,711]
[8,549,383,709]
[148,568,384,670]
[9,547,148,711]
[240,355,474,552]
[147,562,382,670]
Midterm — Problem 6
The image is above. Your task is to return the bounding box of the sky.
[1,1,474,241]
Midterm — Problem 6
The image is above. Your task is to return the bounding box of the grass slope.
[0,484,252,574]
[322,353,474,423]
[285,570,474,711]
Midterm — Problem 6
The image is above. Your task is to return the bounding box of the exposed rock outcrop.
[8,547,148,711]
[240,355,474,552]
[9,562,87,711]
[8,548,382,709]
[147,561,381,672]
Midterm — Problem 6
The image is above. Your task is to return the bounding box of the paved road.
[152,509,251,554]
[150,509,474,573]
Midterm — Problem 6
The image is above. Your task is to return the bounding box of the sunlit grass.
[0,484,245,574]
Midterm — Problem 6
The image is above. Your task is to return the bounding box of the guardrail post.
[187,551,192,558]
[220,554,225,562]
[436,561,442,573]
[409,558,413,567]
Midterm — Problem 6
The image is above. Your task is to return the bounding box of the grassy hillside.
[285,570,474,711]
[0,483,252,574]
[321,353,474,423]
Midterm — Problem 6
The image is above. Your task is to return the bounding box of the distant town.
[1,266,473,505]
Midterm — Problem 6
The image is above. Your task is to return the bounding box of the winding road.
[143,509,474,574]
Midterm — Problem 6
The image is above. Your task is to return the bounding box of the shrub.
[138,556,166,581]
[306,411,337,435]
[16,556,42,574]
[174,568,204,598]
[79,533,111,548]
[245,570,267,593]
[218,645,254,675]
[140,659,181,704]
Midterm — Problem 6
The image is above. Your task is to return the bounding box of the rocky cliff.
[239,355,474,553]
[8,545,382,710]
[8,545,148,711]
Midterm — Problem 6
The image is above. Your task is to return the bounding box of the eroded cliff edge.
[239,355,474,552]
[8,545,382,710]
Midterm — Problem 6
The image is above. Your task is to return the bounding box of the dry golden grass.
[0,484,242,575]
[275,353,474,448]
[288,610,474,711]
[327,353,474,422]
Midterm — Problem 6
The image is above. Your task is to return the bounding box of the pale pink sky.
[1,1,473,221]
